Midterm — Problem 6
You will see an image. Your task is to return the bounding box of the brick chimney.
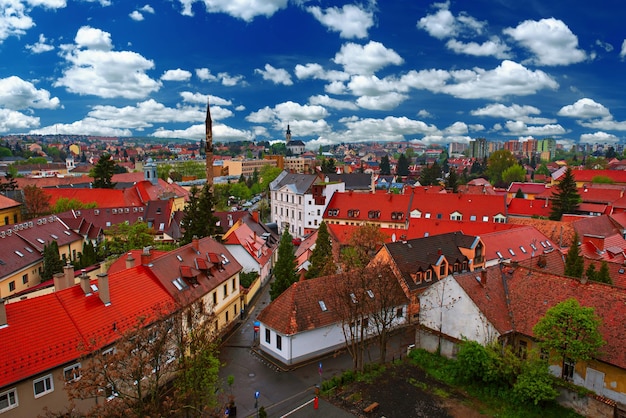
[53,272,67,292]
[192,236,199,252]
[251,210,259,223]
[141,246,153,266]
[98,273,111,306]
[64,263,75,288]
[0,298,7,327]
[125,252,136,269]
[480,269,487,287]
[80,270,92,295]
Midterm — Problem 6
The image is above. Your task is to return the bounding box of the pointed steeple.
[205,97,214,192]
[286,124,292,143]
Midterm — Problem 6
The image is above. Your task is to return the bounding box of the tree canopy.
[180,184,220,245]
[549,167,581,220]
[533,298,604,380]
[396,153,410,176]
[487,149,517,187]
[90,154,117,189]
[269,230,298,300]
[305,221,334,279]
[564,232,584,278]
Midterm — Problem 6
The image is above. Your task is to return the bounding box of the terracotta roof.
[43,187,140,208]
[258,273,407,336]
[506,267,626,370]
[507,197,551,218]
[507,218,575,248]
[480,226,557,263]
[507,182,548,195]
[325,190,412,224]
[573,215,620,238]
[0,265,172,387]
[0,194,21,210]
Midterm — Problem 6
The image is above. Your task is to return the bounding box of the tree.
[0,172,17,192]
[180,184,219,245]
[52,197,98,213]
[445,169,459,193]
[419,161,442,186]
[564,232,584,278]
[396,153,410,176]
[320,158,336,174]
[584,263,597,282]
[515,188,524,198]
[533,298,605,380]
[77,241,99,269]
[90,154,117,189]
[23,185,51,219]
[42,241,63,282]
[549,167,581,221]
[501,164,526,185]
[104,221,155,257]
[269,230,298,300]
[379,155,391,175]
[595,261,612,284]
[305,221,334,279]
[340,223,387,270]
[487,149,517,186]
[512,352,559,405]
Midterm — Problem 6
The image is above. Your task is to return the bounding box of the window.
[518,340,528,359]
[225,311,229,323]
[33,375,54,398]
[22,274,28,285]
[470,215,477,221]
[232,278,236,292]
[482,216,489,222]
[0,388,17,412]
[564,358,575,380]
[2,216,7,225]
[223,284,228,298]
[105,384,118,401]
[276,335,282,350]
[540,348,549,361]
[8,281,15,292]
[64,363,81,382]
[213,292,217,305]
[265,328,271,344]
[396,308,404,318]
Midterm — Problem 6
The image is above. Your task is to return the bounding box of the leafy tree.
[104,221,155,257]
[180,184,219,245]
[419,161,442,186]
[269,230,298,300]
[396,153,410,176]
[379,155,391,175]
[52,197,98,213]
[502,164,526,185]
[239,271,259,288]
[229,182,252,202]
[595,261,612,284]
[549,167,581,220]
[257,165,283,192]
[487,149,517,186]
[445,169,459,193]
[533,298,605,380]
[42,241,63,282]
[591,175,613,184]
[564,232,584,278]
[512,352,559,405]
[340,223,387,270]
[0,172,17,191]
[305,221,334,279]
[0,146,12,158]
[535,164,550,177]
[23,185,51,219]
[90,154,117,189]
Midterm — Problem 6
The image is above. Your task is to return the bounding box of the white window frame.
[0,388,18,413]
[64,363,81,382]
[33,374,54,398]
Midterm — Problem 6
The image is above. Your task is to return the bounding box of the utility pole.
[205,97,214,193]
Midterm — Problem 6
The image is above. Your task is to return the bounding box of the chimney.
[191,236,199,252]
[480,269,487,287]
[64,263,75,288]
[80,270,91,295]
[125,252,136,269]
[0,298,7,327]
[141,246,153,265]
[53,272,67,292]
[98,273,111,306]
[251,210,259,224]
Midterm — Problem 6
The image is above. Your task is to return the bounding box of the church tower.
[286,124,292,144]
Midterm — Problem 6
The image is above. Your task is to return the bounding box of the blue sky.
[2,0,626,149]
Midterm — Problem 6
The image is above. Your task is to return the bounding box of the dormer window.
[368,210,381,219]
[391,211,404,220]
[347,209,360,218]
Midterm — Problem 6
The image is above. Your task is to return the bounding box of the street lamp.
[254,390,260,418]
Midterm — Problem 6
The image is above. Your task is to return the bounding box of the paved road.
[219,279,413,417]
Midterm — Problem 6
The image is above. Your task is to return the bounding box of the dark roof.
[323,173,372,191]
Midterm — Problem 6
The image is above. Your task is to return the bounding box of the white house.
[257,274,408,366]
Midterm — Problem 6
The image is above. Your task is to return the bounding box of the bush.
[513,356,559,405]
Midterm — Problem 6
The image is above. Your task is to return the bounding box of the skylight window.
[25,247,33,253]
[350,293,357,304]
[176,255,183,262]
[37,238,45,244]
[15,250,24,257]
[172,277,188,291]
[318,300,327,312]
[540,241,547,248]
[519,246,527,254]
[64,231,71,236]
[51,234,58,239]
[508,248,515,256]
[496,251,503,259]
[366,289,374,298]
[221,254,230,264]
[530,243,537,251]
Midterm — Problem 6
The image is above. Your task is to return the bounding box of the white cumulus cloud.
[307,4,374,39]
[161,68,192,81]
[176,0,288,22]
[334,41,403,75]
[255,64,293,86]
[0,76,60,110]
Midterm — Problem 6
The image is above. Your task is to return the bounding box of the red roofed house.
[418,264,626,409]
[0,194,21,227]
[257,273,408,366]
[0,236,242,417]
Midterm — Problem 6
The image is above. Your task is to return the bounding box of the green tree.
[445,169,459,192]
[270,230,298,300]
[320,158,336,174]
[564,232,584,278]
[501,164,526,185]
[379,155,391,175]
[52,197,98,213]
[419,161,442,186]
[487,149,517,186]
[396,153,410,176]
[595,261,612,284]
[104,221,155,257]
[0,172,17,191]
[42,241,63,282]
[533,298,605,380]
[181,184,220,245]
[77,241,98,269]
[512,352,559,405]
[535,164,550,177]
[90,154,117,189]
[515,188,524,198]
[549,167,581,220]
[305,221,334,279]
[584,263,597,282]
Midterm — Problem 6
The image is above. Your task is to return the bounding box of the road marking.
[279,398,315,417]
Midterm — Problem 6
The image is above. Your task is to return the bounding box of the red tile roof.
[43,188,139,208]
[0,265,172,387]
[507,197,551,218]
[571,169,626,184]
[480,226,558,264]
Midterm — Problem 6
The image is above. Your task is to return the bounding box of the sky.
[2,0,626,149]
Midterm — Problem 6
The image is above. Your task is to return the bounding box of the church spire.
[286,124,292,143]
[205,97,214,192]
